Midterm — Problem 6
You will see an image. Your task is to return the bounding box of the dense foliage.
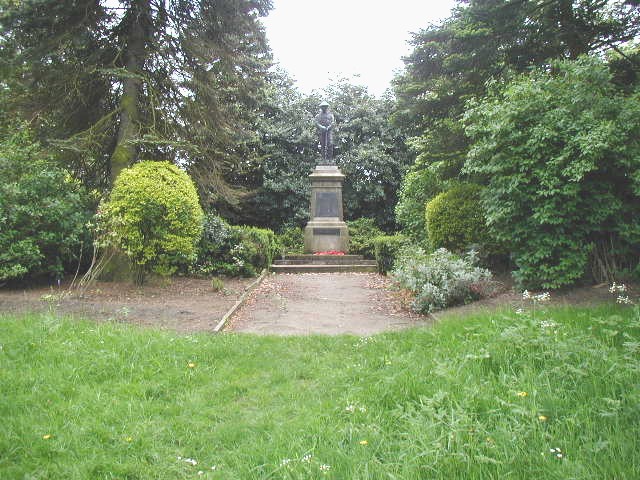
[0,0,272,195]
[393,247,494,313]
[394,160,446,242]
[194,214,278,277]
[464,57,640,288]
[347,218,384,259]
[0,129,91,282]
[218,77,411,232]
[425,183,489,253]
[276,226,304,255]
[100,161,204,281]
[373,234,409,275]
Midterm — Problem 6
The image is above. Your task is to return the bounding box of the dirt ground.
[0,273,631,335]
[0,277,253,333]
[228,273,430,335]
[228,273,633,335]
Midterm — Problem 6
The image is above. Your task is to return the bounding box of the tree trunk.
[103,0,152,282]
[110,0,151,184]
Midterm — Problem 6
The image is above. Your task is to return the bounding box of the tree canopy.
[0,0,272,196]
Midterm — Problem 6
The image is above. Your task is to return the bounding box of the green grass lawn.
[1,304,639,479]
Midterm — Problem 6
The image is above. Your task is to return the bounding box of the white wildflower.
[610,282,627,294]
[522,290,531,300]
[302,454,312,463]
[280,458,292,466]
[533,292,551,302]
[617,295,633,305]
[319,464,331,472]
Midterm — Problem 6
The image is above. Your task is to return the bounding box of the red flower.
[314,250,345,255]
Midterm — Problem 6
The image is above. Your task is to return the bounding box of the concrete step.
[282,254,364,261]
[273,258,376,266]
[271,264,378,274]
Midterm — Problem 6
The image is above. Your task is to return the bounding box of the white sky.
[262,0,457,97]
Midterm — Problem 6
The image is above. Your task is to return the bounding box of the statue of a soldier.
[315,101,335,164]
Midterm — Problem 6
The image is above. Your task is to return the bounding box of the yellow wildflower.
[517,391,528,397]
[42,434,52,440]
[538,415,548,421]
[188,362,196,368]
[359,440,368,445]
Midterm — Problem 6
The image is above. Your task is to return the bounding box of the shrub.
[193,215,278,277]
[373,234,409,274]
[277,226,304,255]
[464,57,640,289]
[234,226,279,276]
[0,129,91,282]
[100,161,203,281]
[193,214,236,275]
[347,218,384,258]
[395,163,445,242]
[392,247,493,313]
[425,183,490,252]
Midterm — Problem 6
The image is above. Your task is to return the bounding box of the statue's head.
[319,101,329,111]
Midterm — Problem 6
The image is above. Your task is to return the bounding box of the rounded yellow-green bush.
[425,183,488,253]
[101,161,204,278]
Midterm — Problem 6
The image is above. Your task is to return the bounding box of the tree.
[392,0,640,236]
[215,77,411,232]
[0,0,272,195]
[464,56,640,288]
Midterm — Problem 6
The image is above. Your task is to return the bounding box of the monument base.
[304,220,349,253]
[303,165,350,253]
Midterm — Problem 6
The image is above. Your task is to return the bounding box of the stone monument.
[304,102,350,253]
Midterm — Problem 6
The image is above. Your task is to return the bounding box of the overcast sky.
[262,0,457,96]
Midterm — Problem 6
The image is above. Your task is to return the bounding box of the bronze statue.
[315,101,335,164]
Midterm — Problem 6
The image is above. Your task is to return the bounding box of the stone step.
[274,259,377,266]
[283,254,364,261]
[271,264,378,274]
[274,257,375,266]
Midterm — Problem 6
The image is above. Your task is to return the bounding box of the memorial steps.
[270,254,378,273]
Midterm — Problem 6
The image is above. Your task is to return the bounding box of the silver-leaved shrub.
[392,247,493,313]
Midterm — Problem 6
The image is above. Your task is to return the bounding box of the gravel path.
[228,272,429,335]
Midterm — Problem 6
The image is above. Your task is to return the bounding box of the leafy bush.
[100,161,203,281]
[373,234,410,274]
[0,129,91,282]
[236,226,279,275]
[395,160,446,242]
[347,218,384,258]
[193,214,236,275]
[425,183,490,252]
[464,57,640,289]
[276,226,304,255]
[193,214,278,277]
[392,247,493,313]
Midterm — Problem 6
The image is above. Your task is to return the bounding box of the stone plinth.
[304,165,349,253]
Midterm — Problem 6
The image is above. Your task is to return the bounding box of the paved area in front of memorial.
[228,272,428,335]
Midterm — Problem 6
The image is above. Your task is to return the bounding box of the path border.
[213,269,269,333]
